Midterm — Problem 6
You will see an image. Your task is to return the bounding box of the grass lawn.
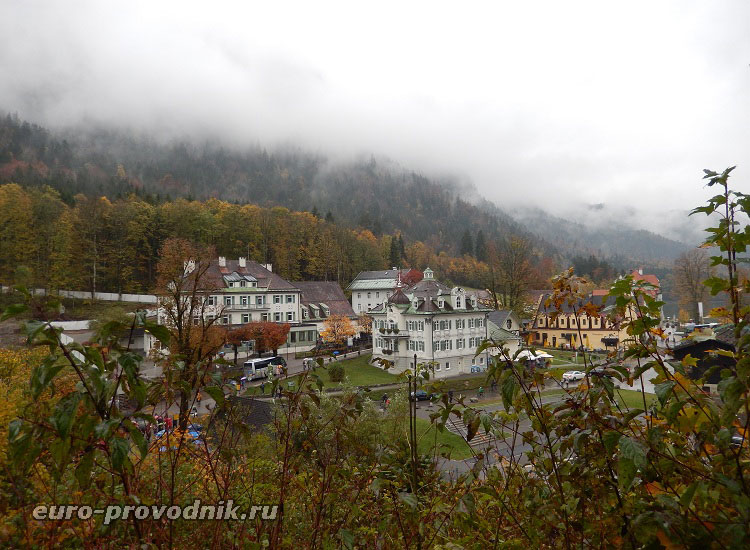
[243,353,397,396]
[615,388,656,410]
[414,417,474,460]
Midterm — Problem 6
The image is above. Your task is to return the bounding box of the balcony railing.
[224,303,271,310]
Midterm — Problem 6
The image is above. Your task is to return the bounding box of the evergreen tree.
[460,230,474,257]
[475,230,487,262]
[398,233,406,259]
[325,211,334,223]
[389,235,400,267]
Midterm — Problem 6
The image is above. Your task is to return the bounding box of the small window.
[242,314,250,323]
[222,315,229,325]
[207,296,216,306]
[274,312,281,322]
[224,296,232,306]
[445,362,450,370]
[506,319,512,330]
[286,295,295,303]
[240,280,247,287]
[286,312,294,321]
[274,295,281,304]
[261,313,269,321]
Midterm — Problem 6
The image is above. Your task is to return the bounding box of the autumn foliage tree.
[320,314,356,346]
[155,238,225,429]
[245,321,291,355]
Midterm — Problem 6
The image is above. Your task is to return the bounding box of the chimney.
[218,256,226,267]
[239,257,246,268]
[183,259,195,274]
[262,263,273,272]
[638,267,643,275]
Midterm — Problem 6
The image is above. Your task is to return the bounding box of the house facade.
[368,269,493,378]
[347,268,423,313]
[529,293,629,351]
[152,257,325,355]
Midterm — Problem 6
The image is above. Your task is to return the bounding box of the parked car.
[562,370,585,382]
[470,364,486,373]
[409,389,434,401]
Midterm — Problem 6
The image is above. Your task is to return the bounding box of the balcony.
[377,328,409,338]
[224,302,270,311]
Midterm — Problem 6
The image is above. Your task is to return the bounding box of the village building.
[150,257,351,355]
[368,268,494,377]
[529,292,630,351]
[347,268,423,313]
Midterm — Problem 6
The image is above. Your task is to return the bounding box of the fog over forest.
[1,1,749,244]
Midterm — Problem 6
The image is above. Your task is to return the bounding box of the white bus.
[243,356,287,380]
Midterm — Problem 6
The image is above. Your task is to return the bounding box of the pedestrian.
[448,389,454,403]
[491,380,497,394]
[260,381,265,395]
[478,386,484,399]
[196,392,202,404]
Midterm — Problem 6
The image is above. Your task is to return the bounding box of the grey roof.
[223,271,257,283]
[346,268,415,290]
[673,324,748,352]
[406,279,450,298]
[488,310,515,327]
[294,281,356,318]
[388,288,411,305]
[488,325,521,342]
[211,259,299,291]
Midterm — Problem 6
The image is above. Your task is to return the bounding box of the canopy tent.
[517,350,553,361]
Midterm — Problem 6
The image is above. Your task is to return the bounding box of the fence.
[1,286,157,304]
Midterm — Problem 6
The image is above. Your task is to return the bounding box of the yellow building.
[530,293,630,351]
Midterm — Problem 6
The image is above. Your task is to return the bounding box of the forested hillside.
[0,113,538,259]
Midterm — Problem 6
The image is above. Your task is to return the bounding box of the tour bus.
[243,356,287,380]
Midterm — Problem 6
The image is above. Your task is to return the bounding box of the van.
[243,356,287,380]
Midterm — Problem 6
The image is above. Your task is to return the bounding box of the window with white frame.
[433,341,439,352]
[261,313,269,321]
[241,295,248,305]
[274,312,281,322]
[468,319,475,329]
[224,296,232,306]
[417,341,424,352]
[274,295,281,304]
[456,338,464,349]
[286,312,294,321]
[358,293,361,298]
[456,319,464,329]
[435,362,441,371]
[207,296,216,306]
[242,313,250,323]
[286,295,295,303]
[367,292,371,298]
[445,362,450,370]
[222,314,230,325]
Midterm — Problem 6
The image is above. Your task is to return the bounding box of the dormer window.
[456,298,462,308]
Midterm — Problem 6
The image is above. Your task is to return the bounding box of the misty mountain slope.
[0,112,685,264]
[512,207,690,262]
[0,113,542,255]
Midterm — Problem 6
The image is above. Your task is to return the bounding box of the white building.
[347,268,423,313]
[151,257,320,355]
[368,269,494,378]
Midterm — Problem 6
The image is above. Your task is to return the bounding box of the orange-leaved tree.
[245,321,291,355]
[320,314,356,346]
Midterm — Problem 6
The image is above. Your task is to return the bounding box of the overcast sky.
[1,1,748,241]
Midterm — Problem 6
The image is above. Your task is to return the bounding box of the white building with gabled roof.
[367,268,494,378]
[347,267,423,313]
